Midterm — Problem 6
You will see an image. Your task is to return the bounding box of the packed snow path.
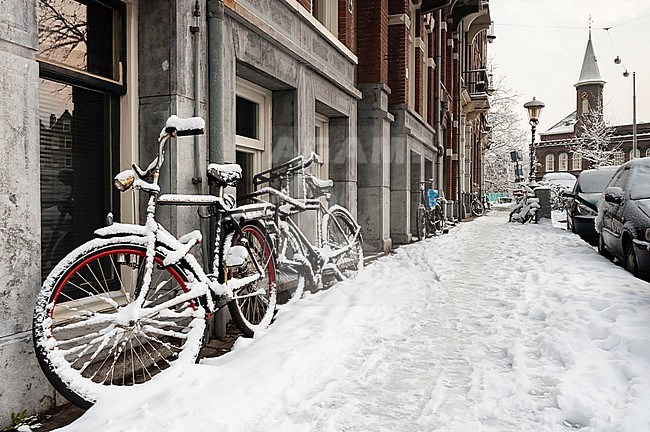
[60,210,650,432]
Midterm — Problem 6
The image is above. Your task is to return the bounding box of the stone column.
[357,84,393,253]
[0,1,56,422]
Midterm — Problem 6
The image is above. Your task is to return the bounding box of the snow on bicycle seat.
[207,163,242,187]
[162,115,205,137]
[304,174,333,198]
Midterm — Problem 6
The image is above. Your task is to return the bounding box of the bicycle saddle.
[304,174,333,199]
[207,163,242,187]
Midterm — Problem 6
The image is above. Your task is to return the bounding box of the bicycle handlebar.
[114,115,205,193]
[252,152,321,187]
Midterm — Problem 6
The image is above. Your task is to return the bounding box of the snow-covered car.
[563,166,618,240]
[540,172,577,192]
[595,157,650,278]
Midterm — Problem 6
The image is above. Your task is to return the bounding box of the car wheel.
[625,242,639,277]
[598,234,614,262]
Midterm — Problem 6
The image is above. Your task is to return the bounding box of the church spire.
[576,29,605,86]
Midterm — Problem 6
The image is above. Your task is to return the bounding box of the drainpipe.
[207,0,224,166]
[207,0,226,338]
[190,1,209,270]
[207,0,224,258]
[456,26,463,221]
[435,9,443,197]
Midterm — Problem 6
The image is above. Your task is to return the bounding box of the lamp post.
[524,97,545,181]
[615,57,637,159]
[626,70,637,158]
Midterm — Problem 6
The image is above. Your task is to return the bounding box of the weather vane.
[588,14,592,29]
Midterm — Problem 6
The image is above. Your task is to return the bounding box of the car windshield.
[579,170,616,193]
[630,168,650,200]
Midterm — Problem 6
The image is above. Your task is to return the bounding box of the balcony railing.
[462,69,494,97]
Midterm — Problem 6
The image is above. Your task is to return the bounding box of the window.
[37,0,123,82]
[314,113,329,180]
[408,5,416,110]
[37,0,125,280]
[314,0,338,36]
[236,78,271,196]
[630,148,640,160]
[545,154,555,172]
[614,150,624,165]
[646,148,650,158]
[571,153,581,170]
[558,152,568,171]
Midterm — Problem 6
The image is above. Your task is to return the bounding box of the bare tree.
[484,71,528,193]
[569,108,621,168]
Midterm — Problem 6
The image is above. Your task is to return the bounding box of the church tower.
[574,29,606,118]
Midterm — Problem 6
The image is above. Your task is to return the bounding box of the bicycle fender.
[94,223,187,261]
[327,205,359,228]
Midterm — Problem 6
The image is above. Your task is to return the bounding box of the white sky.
[488,0,650,137]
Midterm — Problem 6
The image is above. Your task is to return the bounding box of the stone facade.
[0,0,492,423]
[0,1,56,422]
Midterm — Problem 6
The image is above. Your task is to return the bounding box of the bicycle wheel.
[471,199,484,216]
[33,240,204,409]
[273,223,307,303]
[326,208,364,280]
[432,205,444,235]
[227,222,277,337]
[416,204,427,240]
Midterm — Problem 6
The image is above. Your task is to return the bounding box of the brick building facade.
[536,31,650,178]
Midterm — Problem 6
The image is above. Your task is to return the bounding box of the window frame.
[37,0,126,279]
[558,152,568,171]
[314,113,330,180]
[36,0,127,95]
[408,4,416,111]
[545,153,555,172]
[571,153,581,170]
[614,150,624,165]
[235,77,272,175]
[315,0,339,36]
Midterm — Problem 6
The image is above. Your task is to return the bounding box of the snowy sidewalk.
[59,211,650,432]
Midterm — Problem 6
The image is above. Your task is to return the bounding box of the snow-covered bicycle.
[469,192,485,217]
[33,116,275,409]
[416,179,444,240]
[508,184,540,223]
[243,153,364,301]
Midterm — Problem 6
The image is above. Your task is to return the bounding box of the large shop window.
[37,0,125,279]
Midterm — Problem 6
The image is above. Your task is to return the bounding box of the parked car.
[541,172,577,193]
[563,166,618,240]
[595,157,650,278]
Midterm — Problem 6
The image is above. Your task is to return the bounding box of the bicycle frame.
[243,153,362,286]
[107,120,265,318]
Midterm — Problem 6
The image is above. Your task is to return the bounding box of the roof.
[541,111,577,135]
[575,30,606,87]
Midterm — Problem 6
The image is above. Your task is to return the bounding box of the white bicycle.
[243,153,364,302]
[33,116,275,408]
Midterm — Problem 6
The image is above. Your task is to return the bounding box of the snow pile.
[58,212,650,431]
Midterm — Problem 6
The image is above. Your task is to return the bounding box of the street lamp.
[524,96,545,181]
[614,56,637,159]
